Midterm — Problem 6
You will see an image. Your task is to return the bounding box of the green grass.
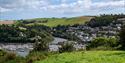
[26,16,93,27]
[35,51,125,63]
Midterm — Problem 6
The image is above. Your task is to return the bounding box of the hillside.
[23,16,93,27]
[36,51,125,63]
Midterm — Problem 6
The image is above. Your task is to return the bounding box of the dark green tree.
[119,25,125,50]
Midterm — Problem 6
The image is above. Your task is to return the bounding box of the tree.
[33,36,49,51]
[88,14,115,27]
[0,24,53,44]
[119,25,125,50]
[32,30,53,51]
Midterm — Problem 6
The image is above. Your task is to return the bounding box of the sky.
[0,0,125,20]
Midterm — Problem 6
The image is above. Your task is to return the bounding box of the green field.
[26,16,93,27]
[35,51,125,63]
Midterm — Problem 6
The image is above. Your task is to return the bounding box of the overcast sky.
[0,0,125,20]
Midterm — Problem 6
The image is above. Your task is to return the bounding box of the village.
[49,18,125,51]
[0,0,125,62]
[53,18,125,43]
[0,18,125,57]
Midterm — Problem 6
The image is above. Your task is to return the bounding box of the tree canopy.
[0,24,53,43]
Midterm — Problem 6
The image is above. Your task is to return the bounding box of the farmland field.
[25,16,93,27]
[35,51,125,63]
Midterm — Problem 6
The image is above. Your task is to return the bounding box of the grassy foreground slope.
[27,16,93,27]
[36,51,125,63]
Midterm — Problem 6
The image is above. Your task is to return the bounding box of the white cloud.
[92,0,125,9]
[0,0,49,12]
[26,0,49,9]
[39,0,124,13]
[0,0,124,13]
[41,0,91,13]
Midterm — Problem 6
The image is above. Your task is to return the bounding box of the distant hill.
[0,20,14,25]
[21,16,93,27]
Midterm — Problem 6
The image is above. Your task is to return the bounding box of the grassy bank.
[36,51,125,63]
[1,50,125,63]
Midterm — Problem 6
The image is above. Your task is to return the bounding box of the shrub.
[5,53,16,60]
[87,37,119,50]
[0,49,6,56]
[59,42,75,53]
[26,51,51,63]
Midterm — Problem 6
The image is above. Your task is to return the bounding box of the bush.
[0,51,50,63]
[0,50,6,56]
[59,42,75,53]
[0,52,17,63]
[26,51,51,63]
[87,37,119,50]
[5,53,16,60]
